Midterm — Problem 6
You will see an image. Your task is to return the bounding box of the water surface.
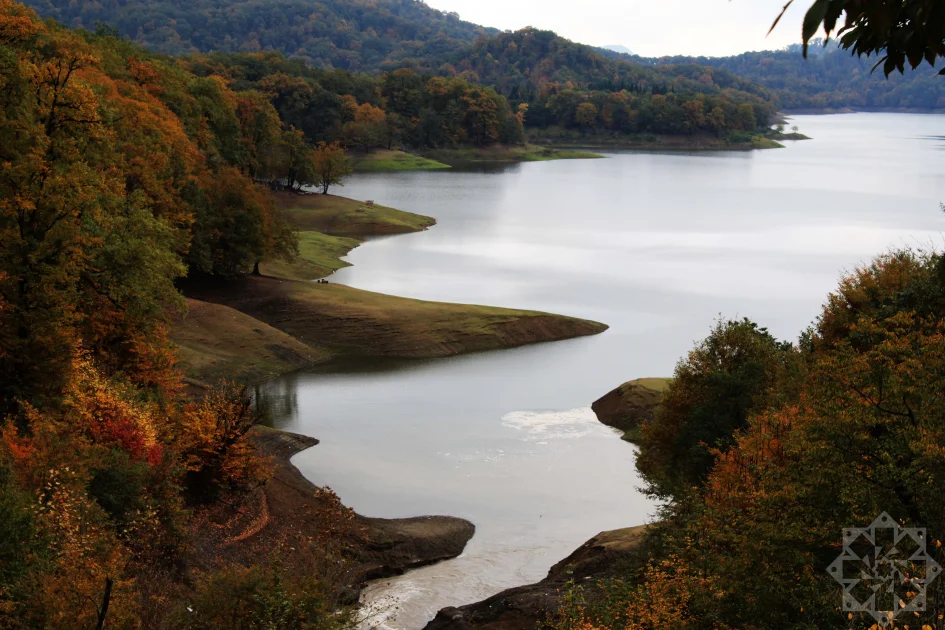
[260,113,945,629]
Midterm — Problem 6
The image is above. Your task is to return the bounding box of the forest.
[0,1,363,626]
[17,0,495,70]
[545,249,945,628]
[646,40,945,110]
[19,0,784,144]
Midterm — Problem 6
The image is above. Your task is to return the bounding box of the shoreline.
[782,106,945,115]
[424,526,650,630]
[173,191,608,385]
[420,378,669,629]
[218,427,477,588]
[173,185,613,617]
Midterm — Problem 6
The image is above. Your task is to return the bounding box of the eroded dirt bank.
[194,426,476,599]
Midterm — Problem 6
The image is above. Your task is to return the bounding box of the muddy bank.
[255,427,475,580]
[171,298,331,386]
[200,426,475,591]
[424,526,648,630]
[181,275,607,361]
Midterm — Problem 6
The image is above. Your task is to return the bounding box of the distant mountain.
[601,44,633,55]
[656,41,945,110]
[19,0,496,70]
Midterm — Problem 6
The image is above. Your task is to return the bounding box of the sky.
[424,0,816,58]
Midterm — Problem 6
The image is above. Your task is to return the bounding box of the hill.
[18,0,495,70]
[406,28,780,144]
[21,1,785,146]
[656,41,945,110]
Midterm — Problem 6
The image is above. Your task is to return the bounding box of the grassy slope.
[350,149,451,172]
[422,144,602,165]
[186,276,608,359]
[274,191,436,235]
[175,192,608,382]
[626,377,672,392]
[260,231,360,281]
[171,298,332,385]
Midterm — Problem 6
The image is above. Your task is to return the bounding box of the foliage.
[19,0,782,144]
[772,0,944,76]
[0,5,350,628]
[400,28,778,138]
[169,552,355,630]
[635,318,799,499]
[19,0,494,71]
[178,383,271,504]
[659,40,945,110]
[187,55,527,149]
[0,1,302,413]
[561,249,945,629]
[312,142,353,195]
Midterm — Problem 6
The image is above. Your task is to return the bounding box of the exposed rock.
[591,378,669,441]
[424,526,648,630]
[193,426,475,595]
[249,427,475,583]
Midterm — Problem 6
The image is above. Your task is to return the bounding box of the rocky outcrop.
[424,526,648,630]
[214,427,476,587]
[591,378,669,441]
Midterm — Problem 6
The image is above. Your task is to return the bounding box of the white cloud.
[427,0,813,57]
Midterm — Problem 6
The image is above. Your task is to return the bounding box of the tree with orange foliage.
[595,250,945,629]
[343,101,387,152]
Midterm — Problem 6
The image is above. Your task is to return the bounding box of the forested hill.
[652,42,945,110]
[398,28,775,104]
[18,0,495,70]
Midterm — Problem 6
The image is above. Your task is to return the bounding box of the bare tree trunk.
[95,577,113,630]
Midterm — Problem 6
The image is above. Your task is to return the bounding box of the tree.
[188,168,297,277]
[681,100,705,135]
[312,141,352,195]
[575,102,598,128]
[707,105,726,136]
[276,127,317,191]
[636,318,796,499]
[733,102,757,131]
[771,0,945,76]
[235,90,283,180]
[343,102,387,152]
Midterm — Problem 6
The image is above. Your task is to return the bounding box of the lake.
[259,113,945,629]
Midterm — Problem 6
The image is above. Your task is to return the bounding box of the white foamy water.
[502,407,602,440]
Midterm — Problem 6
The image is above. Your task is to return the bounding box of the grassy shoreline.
[349,148,451,172]
[421,143,603,165]
[172,192,609,385]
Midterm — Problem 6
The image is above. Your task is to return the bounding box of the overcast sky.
[425,0,815,58]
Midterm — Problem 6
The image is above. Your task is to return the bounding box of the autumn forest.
[2,0,945,628]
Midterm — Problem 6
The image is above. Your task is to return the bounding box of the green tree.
[636,319,795,499]
[235,90,283,180]
[575,102,598,128]
[276,127,317,191]
[312,141,353,195]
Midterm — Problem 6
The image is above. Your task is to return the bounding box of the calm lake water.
[260,113,945,629]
